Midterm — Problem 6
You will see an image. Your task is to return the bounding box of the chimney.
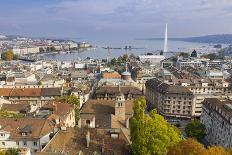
[86,131,90,148]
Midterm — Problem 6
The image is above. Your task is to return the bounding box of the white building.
[0,118,56,154]
[138,54,165,64]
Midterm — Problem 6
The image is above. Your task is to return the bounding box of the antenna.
[164,24,168,53]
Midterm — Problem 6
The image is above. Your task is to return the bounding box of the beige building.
[146,77,232,118]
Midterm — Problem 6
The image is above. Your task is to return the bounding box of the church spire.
[164,23,168,53]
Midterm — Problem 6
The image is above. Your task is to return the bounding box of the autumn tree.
[130,97,181,155]
[185,119,206,141]
[203,146,231,155]
[167,138,206,155]
[1,51,17,61]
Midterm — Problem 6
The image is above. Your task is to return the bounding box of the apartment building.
[146,78,194,118]
[201,98,232,148]
[146,67,232,118]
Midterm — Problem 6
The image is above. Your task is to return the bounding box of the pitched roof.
[0,88,62,97]
[81,99,133,115]
[0,118,55,140]
[1,103,30,113]
[102,71,121,79]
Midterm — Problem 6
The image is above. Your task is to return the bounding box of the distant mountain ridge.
[138,34,232,44]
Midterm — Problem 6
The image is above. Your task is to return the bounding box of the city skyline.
[0,0,232,40]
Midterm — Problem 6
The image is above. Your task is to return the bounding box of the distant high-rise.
[163,24,168,53]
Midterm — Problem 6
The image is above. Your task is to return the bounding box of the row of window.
[1,141,37,146]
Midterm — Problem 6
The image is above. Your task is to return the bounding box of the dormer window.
[22,132,27,136]
[0,133,5,137]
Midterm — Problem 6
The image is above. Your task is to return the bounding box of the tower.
[115,93,126,120]
[164,24,168,53]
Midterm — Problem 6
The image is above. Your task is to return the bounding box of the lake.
[42,39,219,61]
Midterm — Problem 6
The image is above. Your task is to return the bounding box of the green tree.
[50,46,56,51]
[130,97,181,155]
[122,54,128,62]
[5,148,19,155]
[111,58,117,66]
[39,47,45,53]
[179,52,189,58]
[160,50,164,55]
[202,53,218,60]
[185,119,206,141]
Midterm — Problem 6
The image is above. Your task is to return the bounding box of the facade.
[146,77,232,118]
[146,78,194,118]
[138,54,165,64]
[80,95,133,130]
[95,86,143,100]
[201,98,232,148]
[0,88,62,106]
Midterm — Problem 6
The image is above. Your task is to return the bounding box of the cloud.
[0,0,232,38]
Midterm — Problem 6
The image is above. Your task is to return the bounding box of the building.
[201,98,232,148]
[79,94,133,132]
[146,77,232,118]
[146,78,194,118]
[95,85,143,100]
[176,59,203,70]
[0,88,62,106]
[0,118,56,154]
[102,71,121,79]
[138,54,165,64]
[41,102,76,128]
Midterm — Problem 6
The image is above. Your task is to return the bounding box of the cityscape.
[0,0,232,155]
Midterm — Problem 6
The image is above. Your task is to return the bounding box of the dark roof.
[146,78,193,95]
[81,99,134,115]
[203,98,232,124]
[0,88,62,97]
[41,88,62,96]
[96,86,142,95]
[1,103,30,113]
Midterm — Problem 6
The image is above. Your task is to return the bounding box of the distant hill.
[138,34,232,44]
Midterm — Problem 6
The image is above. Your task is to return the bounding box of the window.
[16,142,19,145]
[34,141,37,146]
[86,120,91,125]
[1,142,5,146]
[0,133,5,137]
[23,141,27,146]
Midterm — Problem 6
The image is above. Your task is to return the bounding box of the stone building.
[201,98,232,148]
[95,85,143,100]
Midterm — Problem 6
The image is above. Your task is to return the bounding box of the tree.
[185,119,206,141]
[122,54,128,62]
[111,58,117,66]
[129,53,136,60]
[167,138,206,155]
[5,148,19,155]
[202,53,218,60]
[1,51,15,61]
[50,46,56,51]
[203,146,230,155]
[179,52,189,58]
[39,47,45,53]
[130,97,181,155]
[190,50,197,57]
[160,50,164,55]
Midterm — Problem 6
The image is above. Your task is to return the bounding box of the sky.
[0,0,232,41]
